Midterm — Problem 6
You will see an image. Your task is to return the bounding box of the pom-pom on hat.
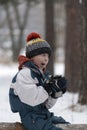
[26,32,52,58]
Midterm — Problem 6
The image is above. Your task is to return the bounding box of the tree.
[65,0,81,92]
[78,0,87,105]
[44,0,55,74]
[65,0,87,105]
[0,0,39,62]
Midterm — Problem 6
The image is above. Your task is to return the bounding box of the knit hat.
[26,32,52,58]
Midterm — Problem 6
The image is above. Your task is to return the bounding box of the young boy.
[9,32,69,130]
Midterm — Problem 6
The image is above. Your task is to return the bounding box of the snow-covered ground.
[0,63,87,123]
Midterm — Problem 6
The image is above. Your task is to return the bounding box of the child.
[9,32,69,130]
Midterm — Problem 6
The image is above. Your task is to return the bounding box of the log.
[56,124,87,130]
[0,123,25,130]
[0,122,87,130]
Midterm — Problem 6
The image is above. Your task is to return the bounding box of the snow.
[0,63,87,124]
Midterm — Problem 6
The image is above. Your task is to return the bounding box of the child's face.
[31,53,49,70]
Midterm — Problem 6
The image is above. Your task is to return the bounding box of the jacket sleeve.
[13,67,49,106]
[45,96,57,109]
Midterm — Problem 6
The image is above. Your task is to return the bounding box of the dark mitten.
[43,82,53,96]
[43,75,67,98]
[55,76,67,94]
[43,76,62,98]
[49,75,67,98]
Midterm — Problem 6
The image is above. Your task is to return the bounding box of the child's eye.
[42,53,48,56]
[43,54,46,56]
[41,54,45,57]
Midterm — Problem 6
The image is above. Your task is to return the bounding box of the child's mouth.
[41,63,45,66]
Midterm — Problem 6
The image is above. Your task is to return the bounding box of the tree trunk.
[44,0,55,74]
[4,1,30,62]
[65,0,87,105]
[65,0,82,92]
[78,0,87,105]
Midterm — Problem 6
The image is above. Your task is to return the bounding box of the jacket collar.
[18,55,30,70]
[18,55,48,78]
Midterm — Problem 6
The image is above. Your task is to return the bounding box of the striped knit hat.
[26,32,52,58]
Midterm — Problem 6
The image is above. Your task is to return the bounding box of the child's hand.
[53,75,67,94]
[43,75,67,98]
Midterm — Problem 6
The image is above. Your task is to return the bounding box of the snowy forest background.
[0,0,87,124]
